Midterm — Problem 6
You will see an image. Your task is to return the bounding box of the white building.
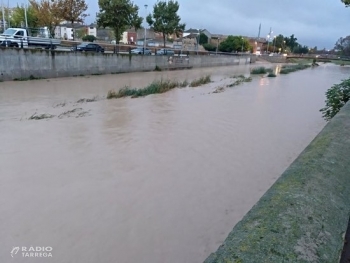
[55,26,74,40]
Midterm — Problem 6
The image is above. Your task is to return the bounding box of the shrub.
[267,73,277,77]
[203,43,217,52]
[320,78,350,120]
[82,35,97,42]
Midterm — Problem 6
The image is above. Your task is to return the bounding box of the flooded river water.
[1,63,349,263]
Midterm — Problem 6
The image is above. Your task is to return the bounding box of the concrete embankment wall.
[0,48,254,81]
[205,102,350,263]
[259,54,287,63]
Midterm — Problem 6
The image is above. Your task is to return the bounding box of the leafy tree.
[335,36,350,56]
[219,35,250,53]
[82,34,97,42]
[29,0,63,37]
[199,32,208,45]
[288,34,298,52]
[341,0,350,6]
[58,0,88,40]
[203,43,216,51]
[146,0,185,47]
[320,78,350,120]
[10,4,39,28]
[293,45,309,54]
[274,34,285,49]
[97,0,142,45]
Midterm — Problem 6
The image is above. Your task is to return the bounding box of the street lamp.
[266,34,270,54]
[143,4,148,55]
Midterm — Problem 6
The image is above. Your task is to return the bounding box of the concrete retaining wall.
[205,102,350,263]
[0,48,253,81]
[259,54,287,63]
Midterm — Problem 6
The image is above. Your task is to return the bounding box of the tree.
[274,34,285,49]
[97,0,142,45]
[199,32,208,45]
[287,34,298,52]
[335,36,350,56]
[10,4,39,28]
[341,0,350,6]
[146,0,185,47]
[219,36,251,53]
[58,0,88,40]
[203,43,216,51]
[29,0,63,37]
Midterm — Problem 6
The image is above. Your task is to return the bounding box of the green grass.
[189,75,211,87]
[251,67,272,74]
[107,79,180,99]
[279,64,310,74]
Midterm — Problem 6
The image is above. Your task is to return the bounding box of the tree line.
[1,0,185,44]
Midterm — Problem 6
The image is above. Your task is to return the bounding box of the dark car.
[156,49,175,56]
[72,42,105,53]
[130,48,152,55]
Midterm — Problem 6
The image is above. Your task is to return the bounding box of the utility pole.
[1,0,5,32]
[24,3,28,28]
[143,4,147,55]
[7,0,9,28]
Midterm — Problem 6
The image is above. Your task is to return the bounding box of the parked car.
[156,49,175,56]
[130,48,152,55]
[71,42,105,53]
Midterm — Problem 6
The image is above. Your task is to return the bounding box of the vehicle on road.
[155,49,175,56]
[130,48,152,55]
[0,27,60,49]
[71,42,105,53]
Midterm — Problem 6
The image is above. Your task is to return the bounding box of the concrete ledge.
[204,102,350,263]
[0,48,254,81]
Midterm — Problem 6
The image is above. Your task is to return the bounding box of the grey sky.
[13,0,350,49]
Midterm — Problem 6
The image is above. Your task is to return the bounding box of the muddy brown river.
[1,63,349,263]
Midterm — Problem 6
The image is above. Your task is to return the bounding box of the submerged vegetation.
[279,64,310,74]
[189,75,211,87]
[107,76,210,99]
[29,113,55,120]
[227,75,252,87]
[14,75,43,81]
[251,67,273,75]
[320,78,350,120]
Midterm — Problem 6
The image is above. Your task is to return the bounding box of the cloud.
[13,0,350,48]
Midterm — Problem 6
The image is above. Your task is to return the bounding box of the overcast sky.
[13,0,350,49]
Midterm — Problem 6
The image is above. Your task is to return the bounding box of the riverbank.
[0,48,255,81]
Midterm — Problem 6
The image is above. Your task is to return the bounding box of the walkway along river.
[0,63,349,262]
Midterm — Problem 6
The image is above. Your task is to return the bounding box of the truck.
[0,27,60,49]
